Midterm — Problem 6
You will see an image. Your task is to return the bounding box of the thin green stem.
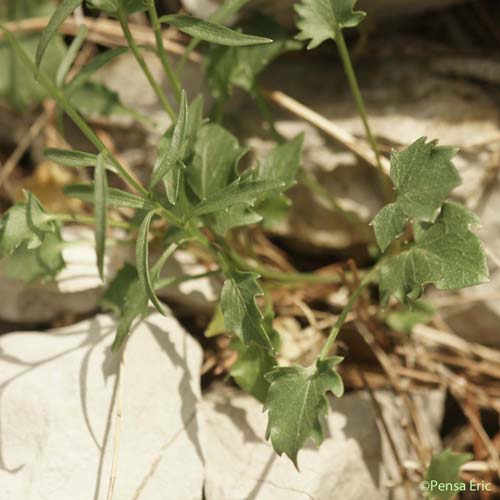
[148,3,182,103]
[334,26,392,202]
[1,26,147,197]
[319,266,378,360]
[117,9,176,121]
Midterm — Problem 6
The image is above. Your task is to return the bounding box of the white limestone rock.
[0,311,205,500]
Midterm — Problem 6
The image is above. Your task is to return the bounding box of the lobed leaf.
[159,14,272,47]
[372,137,462,252]
[379,202,489,304]
[295,0,366,49]
[35,0,83,70]
[264,357,344,466]
[220,270,272,349]
[94,153,108,280]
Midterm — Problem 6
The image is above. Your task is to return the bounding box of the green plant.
[0,0,488,468]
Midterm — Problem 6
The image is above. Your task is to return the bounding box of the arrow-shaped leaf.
[264,357,344,466]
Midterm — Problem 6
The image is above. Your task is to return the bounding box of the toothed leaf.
[295,0,366,49]
[372,138,462,251]
[264,357,344,465]
[220,270,272,349]
[379,202,488,304]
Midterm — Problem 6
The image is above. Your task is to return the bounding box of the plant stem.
[148,3,182,103]
[117,9,176,121]
[1,26,147,197]
[319,266,378,360]
[334,25,392,202]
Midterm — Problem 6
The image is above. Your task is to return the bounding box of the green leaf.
[136,210,167,315]
[64,184,155,210]
[101,263,148,350]
[35,0,82,70]
[211,205,262,236]
[26,191,54,249]
[230,314,280,402]
[379,202,489,304]
[423,449,472,500]
[187,124,246,200]
[205,16,298,100]
[86,0,147,15]
[385,300,435,333]
[188,178,284,219]
[159,15,272,47]
[372,138,462,252]
[209,0,250,24]
[94,154,108,280]
[205,305,226,337]
[56,24,87,87]
[255,133,304,188]
[264,357,344,466]
[150,90,189,192]
[220,270,272,349]
[2,231,65,283]
[295,0,366,49]
[65,47,128,95]
[45,148,97,167]
[0,2,66,109]
[0,194,54,258]
[253,133,304,224]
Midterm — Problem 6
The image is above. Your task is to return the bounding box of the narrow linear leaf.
[64,184,155,210]
[159,15,272,47]
[264,357,344,466]
[136,210,167,316]
[56,24,88,87]
[189,179,284,219]
[45,148,97,167]
[150,90,189,191]
[94,153,108,280]
[36,0,83,70]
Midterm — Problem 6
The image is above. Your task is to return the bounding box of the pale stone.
[0,311,205,500]
[202,385,385,500]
